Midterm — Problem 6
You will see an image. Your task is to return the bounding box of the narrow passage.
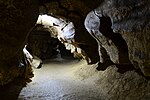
[18,59,103,100]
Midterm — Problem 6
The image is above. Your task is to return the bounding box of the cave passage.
[0,58,104,100]
[0,14,102,99]
[27,32,74,61]
[18,59,103,99]
[0,0,150,99]
[25,14,84,69]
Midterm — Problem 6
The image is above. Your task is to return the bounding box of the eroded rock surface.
[85,0,150,76]
[85,11,119,64]
[38,0,101,64]
[35,14,91,63]
[0,0,38,85]
[72,60,150,100]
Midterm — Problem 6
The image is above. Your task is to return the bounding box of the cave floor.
[18,58,103,100]
[0,58,149,100]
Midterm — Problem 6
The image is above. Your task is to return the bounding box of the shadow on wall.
[0,74,32,99]
[99,16,131,64]
[74,23,100,64]
[96,16,135,73]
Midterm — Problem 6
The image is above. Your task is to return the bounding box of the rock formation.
[0,1,149,97]
[0,0,39,85]
[38,0,101,64]
[84,0,150,76]
[0,0,150,99]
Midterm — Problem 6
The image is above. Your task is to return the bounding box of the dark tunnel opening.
[76,26,100,64]
[27,30,75,61]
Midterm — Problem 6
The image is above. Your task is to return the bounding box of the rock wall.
[85,0,150,76]
[0,0,39,85]
[38,0,103,64]
[0,0,149,86]
[0,0,102,85]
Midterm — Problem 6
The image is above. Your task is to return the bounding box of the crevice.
[117,64,150,80]
[96,15,150,79]
[95,15,136,73]
[99,15,131,64]
[135,69,150,80]
[115,63,135,73]
[96,46,134,73]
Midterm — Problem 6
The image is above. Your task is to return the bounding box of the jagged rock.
[38,0,101,64]
[0,0,39,85]
[85,0,150,76]
[84,10,119,63]
[36,14,75,41]
[35,14,92,63]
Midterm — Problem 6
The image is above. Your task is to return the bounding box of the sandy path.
[18,59,103,100]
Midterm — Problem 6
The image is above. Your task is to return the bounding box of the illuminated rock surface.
[0,0,149,99]
[85,0,150,76]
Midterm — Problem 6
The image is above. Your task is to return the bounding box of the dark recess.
[99,16,131,64]
[97,15,135,73]
[96,15,150,80]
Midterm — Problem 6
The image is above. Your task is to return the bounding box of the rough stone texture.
[27,30,55,59]
[85,11,119,63]
[85,0,150,76]
[0,0,38,85]
[34,14,93,63]
[27,29,73,60]
[38,0,102,64]
[72,61,150,100]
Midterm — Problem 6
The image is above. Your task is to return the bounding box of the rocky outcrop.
[85,11,120,64]
[37,0,102,64]
[85,0,150,76]
[34,14,91,63]
[0,0,39,85]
